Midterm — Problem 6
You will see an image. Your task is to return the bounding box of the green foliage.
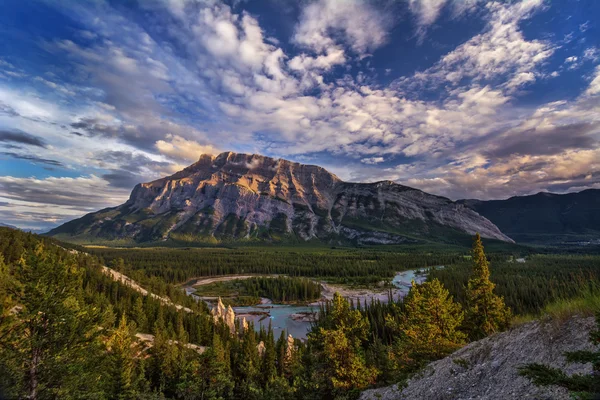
[88,246,462,286]
[387,279,466,371]
[105,315,147,399]
[195,276,322,305]
[464,234,511,339]
[305,293,377,398]
[0,234,106,399]
[519,312,600,399]
[3,227,600,400]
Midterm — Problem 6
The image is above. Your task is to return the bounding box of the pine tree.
[465,233,511,340]
[307,292,377,397]
[132,297,148,333]
[105,314,146,399]
[519,312,600,398]
[0,242,106,399]
[388,278,466,371]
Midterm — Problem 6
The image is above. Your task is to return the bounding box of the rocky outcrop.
[257,341,266,357]
[360,316,596,400]
[210,297,237,334]
[48,152,513,244]
[285,334,295,364]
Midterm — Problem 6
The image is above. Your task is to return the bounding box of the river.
[185,267,436,340]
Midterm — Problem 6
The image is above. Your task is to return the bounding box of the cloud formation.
[0,0,599,229]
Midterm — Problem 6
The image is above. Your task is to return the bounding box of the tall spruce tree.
[388,278,466,371]
[105,314,146,399]
[465,233,511,340]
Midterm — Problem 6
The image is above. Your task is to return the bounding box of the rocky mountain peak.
[49,152,513,244]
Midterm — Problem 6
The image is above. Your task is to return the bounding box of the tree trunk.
[29,347,40,400]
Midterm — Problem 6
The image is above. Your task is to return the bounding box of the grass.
[542,285,600,321]
[513,283,600,326]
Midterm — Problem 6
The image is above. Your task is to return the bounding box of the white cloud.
[585,66,600,96]
[2,0,598,215]
[409,0,448,41]
[155,134,219,163]
[361,156,385,164]
[0,175,131,229]
[292,0,389,56]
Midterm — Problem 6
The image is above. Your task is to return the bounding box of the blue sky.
[0,0,599,231]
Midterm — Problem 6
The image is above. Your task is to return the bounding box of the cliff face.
[48,152,512,244]
[360,316,596,400]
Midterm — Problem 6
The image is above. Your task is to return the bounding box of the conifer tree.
[388,278,466,371]
[105,314,146,399]
[465,233,511,339]
[307,292,377,397]
[132,297,148,333]
[0,242,105,399]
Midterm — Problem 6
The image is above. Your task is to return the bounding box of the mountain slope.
[460,190,600,244]
[360,315,595,400]
[48,152,512,245]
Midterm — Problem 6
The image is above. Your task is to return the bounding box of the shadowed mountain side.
[460,189,600,244]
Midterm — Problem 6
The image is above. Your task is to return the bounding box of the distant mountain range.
[459,190,600,245]
[47,152,512,246]
[0,223,46,234]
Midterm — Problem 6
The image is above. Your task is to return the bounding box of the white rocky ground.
[360,316,596,400]
[102,266,193,312]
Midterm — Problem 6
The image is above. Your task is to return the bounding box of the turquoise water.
[186,268,440,340]
[232,268,431,339]
[234,304,317,340]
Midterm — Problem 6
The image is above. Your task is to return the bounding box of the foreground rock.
[360,316,595,400]
[48,152,512,244]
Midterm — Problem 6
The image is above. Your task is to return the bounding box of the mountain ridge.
[48,152,512,245]
[459,189,600,244]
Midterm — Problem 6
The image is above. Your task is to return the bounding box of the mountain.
[48,152,512,245]
[460,190,600,244]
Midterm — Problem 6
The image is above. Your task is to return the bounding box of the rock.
[360,316,596,400]
[48,152,512,244]
[290,312,317,322]
[211,297,236,334]
[257,341,266,357]
[225,305,236,334]
[285,334,295,363]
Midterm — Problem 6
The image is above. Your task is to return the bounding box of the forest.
[1,227,599,399]
[194,276,322,305]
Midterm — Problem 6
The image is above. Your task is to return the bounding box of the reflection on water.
[187,268,440,340]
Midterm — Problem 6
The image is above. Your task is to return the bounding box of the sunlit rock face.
[48,152,513,244]
[210,297,236,334]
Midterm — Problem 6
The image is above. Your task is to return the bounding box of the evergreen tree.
[307,292,377,397]
[465,233,511,340]
[519,312,600,399]
[132,297,148,333]
[105,314,146,399]
[388,279,466,371]
[0,241,105,399]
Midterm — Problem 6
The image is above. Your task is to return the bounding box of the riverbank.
[182,268,433,339]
